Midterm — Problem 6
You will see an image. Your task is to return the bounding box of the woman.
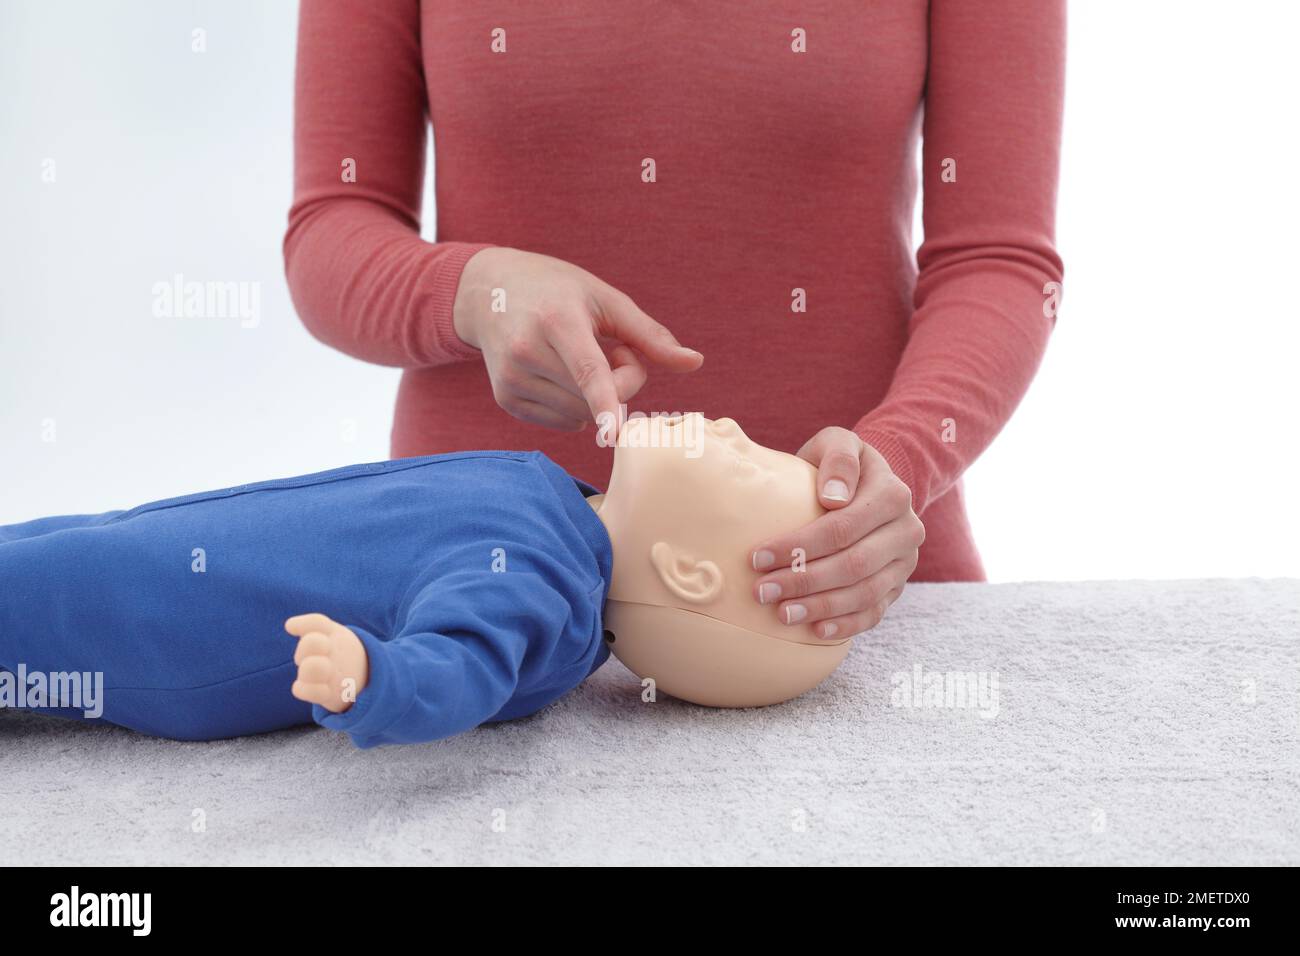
[284,0,1065,641]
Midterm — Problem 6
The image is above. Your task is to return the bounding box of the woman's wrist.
[452,246,510,350]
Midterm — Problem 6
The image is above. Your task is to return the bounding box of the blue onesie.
[0,451,612,748]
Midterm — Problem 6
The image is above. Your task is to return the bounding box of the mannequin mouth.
[613,411,704,454]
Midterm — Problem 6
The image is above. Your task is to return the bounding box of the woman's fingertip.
[679,348,704,368]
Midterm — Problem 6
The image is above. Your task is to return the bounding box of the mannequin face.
[594,412,829,645]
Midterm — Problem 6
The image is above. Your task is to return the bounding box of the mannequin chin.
[589,413,851,708]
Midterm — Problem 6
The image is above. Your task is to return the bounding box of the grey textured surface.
[2,578,1297,866]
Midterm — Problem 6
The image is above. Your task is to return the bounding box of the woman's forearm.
[285,197,490,368]
[856,0,1066,515]
[283,0,490,368]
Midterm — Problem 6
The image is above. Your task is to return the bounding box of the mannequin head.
[590,413,851,707]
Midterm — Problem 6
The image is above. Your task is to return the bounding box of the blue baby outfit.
[0,451,612,748]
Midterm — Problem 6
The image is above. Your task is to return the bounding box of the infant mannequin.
[0,415,849,748]
[287,413,850,716]
[297,412,850,713]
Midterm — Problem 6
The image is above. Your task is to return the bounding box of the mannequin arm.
[295,564,603,749]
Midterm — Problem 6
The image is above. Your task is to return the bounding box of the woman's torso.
[396,1,981,580]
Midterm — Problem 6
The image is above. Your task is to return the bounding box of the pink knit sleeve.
[854,0,1066,515]
[283,0,492,368]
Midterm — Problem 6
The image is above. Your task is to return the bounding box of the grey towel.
[2,577,1296,865]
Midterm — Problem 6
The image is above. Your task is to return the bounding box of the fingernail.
[758,582,782,604]
[820,622,839,639]
[822,479,850,502]
[752,549,775,570]
[784,604,807,625]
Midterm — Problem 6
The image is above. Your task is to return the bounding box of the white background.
[1,1,1296,581]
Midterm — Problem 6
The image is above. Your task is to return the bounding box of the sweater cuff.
[416,241,496,365]
[313,625,414,745]
[854,424,921,514]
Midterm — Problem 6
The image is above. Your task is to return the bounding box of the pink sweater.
[284,0,1065,582]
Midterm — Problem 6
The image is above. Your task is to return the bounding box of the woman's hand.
[453,247,703,439]
[750,427,924,640]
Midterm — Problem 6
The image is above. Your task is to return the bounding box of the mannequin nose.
[712,417,748,440]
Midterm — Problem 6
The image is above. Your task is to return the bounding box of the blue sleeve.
[312,566,602,749]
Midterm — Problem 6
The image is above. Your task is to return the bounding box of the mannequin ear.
[649,541,724,605]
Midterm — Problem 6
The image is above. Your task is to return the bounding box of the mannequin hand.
[749,427,924,640]
[285,613,369,714]
[452,247,703,441]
